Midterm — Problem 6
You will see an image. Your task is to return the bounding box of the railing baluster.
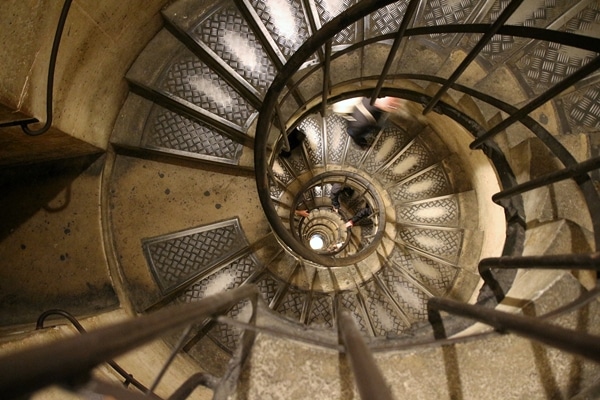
[337,309,395,400]
[422,0,525,114]
[492,156,600,203]
[372,0,420,103]
[0,285,259,399]
[470,55,600,149]
[322,40,332,117]
[35,309,152,395]
[428,297,600,364]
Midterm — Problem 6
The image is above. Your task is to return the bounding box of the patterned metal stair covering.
[141,105,243,163]
[191,3,278,97]
[128,0,474,355]
[139,106,473,351]
[124,0,600,357]
[142,219,250,294]
[245,0,313,61]
[160,48,257,130]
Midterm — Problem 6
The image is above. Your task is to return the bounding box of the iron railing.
[2,282,600,399]
[255,0,600,265]
[3,0,600,399]
[35,309,153,395]
[20,0,74,136]
[0,285,259,400]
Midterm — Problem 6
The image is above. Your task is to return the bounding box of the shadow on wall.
[0,153,119,327]
[0,153,104,242]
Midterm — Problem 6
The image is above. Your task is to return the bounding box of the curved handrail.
[287,171,387,265]
[255,0,401,266]
[427,296,600,364]
[276,25,600,107]
[1,285,260,399]
[20,0,73,136]
[255,2,600,264]
[35,309,154,396]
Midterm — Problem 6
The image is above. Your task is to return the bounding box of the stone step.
[395,191,478,230]
[111,92,253,169]
[161,0,272,108]
[508,134,594,233]
[223,271,600,400]
[126,29,256,147]
[0,309,209,400]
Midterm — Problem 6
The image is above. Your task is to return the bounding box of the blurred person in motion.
[344,96,400,147]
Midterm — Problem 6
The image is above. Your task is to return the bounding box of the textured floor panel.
[143,219,248,294]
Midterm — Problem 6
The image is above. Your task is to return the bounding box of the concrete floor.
[106,150,270,312]
[0,154,118,327]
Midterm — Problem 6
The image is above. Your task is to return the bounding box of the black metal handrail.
[287,171,387,265]
[427,296,600,364]
[35,309,153,395]
[0,285,259,399]
[478,252,600,302]
[256,0,404,267]
[255,0,600,267]
[276,25,600,109]
[470,55,600,149]
[337,309,395,400]
[422,0,525,114]
[20,0,73,136]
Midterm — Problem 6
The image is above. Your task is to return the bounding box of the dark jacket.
[346,98,384,146]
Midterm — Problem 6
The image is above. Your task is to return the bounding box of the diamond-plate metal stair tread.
[298,115,325,168]
[112,92,250,167]
[143,105,244,162]
[378,136,438,186]
[143,220,249,294]
[388,162,454,203]
[362,125,413,175]
[338,291,369,333]
[563,84,600,133]
[306,293,335,329]
[247,0,313,61]
[159,48,256,128]
[193,5,277,96]
[375,264,437,324]
[324,113,351,165]
[170,252,268,355]
[270,158,296,188]
[386,246,458,298]
[130,0,490,342]
[163,0,278,97]
[127,28,258,132]
[357,280,411,336]
[313,0,359,46]
[471,3,600,105]
[395,195,460,227]
[474,0,578,66]
[395,226,464,264]
[367,2,409,39]
[421,0,479,48]
[274,286,307,322]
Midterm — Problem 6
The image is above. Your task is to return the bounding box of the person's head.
[341,187,354,197]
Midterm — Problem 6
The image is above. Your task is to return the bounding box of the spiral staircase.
[109,0,504,355]
[2,0,600,399]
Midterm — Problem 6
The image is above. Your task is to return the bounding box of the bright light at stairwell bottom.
[309,234,324,250]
